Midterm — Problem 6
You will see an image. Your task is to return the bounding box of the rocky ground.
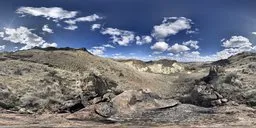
[1,47,256,127]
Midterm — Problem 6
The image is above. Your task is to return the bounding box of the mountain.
[1,49,256,127]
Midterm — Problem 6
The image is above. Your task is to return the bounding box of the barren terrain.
[1,48,256,127]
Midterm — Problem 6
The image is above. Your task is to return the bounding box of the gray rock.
[221,98,228,103]
[80,73,118,99]
[95,102,116,118]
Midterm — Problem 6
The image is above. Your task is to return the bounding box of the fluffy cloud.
[182,40,199,49]
[101,28,135,46]
[136,36,152,45]
[102,44,115,48]
[89,44,115,56]
[168,43,190,53]
[222,36,251,48]
[41,43,57,48]
[152,17,192,40]
[64,25,78,30]
[0,26,57,50]
[252,32,256,35]
[42,25,53,33]
[0,45,5,51]
[16,7,78,20]
[89,48,105,56]
[0,32,4,38]
[165,36,256,62]
[150,42,169,52]
[191,51,200,55]
[214,36,254,59]
[64,14,103,25]
[91,24,101,31]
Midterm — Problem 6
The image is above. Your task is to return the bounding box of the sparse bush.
[13,69,23,75]
[48,70,58,77]
[224,72,238,84]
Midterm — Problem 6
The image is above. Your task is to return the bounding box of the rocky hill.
[117,59,185,74]
[1,49,256,127]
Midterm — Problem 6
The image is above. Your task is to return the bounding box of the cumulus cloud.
[16,7,78,20]
[152,17,192,40]
[89,48,105,56]
[0,26,57,50]
[168,43,190,53]
[214,36,255,59]
[136,36,152,45]
[101,28,135,46]
[164,36,256,62]
[222,36,251,48]
[64,14,103,25]
[64,25,78,30]
[89,44,115,56]
[191,51,200,55]
[0,45,5,51]
[91,24,101,31]
[42,24,53,33]
[252,32,256,35]
[0,32,4,38]
[41,42,57,48]
[150,42,169,52]
[182,40,199,49]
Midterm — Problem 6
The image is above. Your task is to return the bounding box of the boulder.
[94,102,116,118]
[111,89,180,115]
[80,73,118,100]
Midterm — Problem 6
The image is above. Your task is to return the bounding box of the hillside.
[117,59,185,74]
[1,49,256,127]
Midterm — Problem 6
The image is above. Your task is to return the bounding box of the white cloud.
[64,25,78,30]
[168,43,190,53]
[222,36,251,48]
[150,41,169,52]
[41,43,57,48]
[101,28,135,46]
[102,44,115,48]
[0,32,4,38]
[149,35,256,62]
[0,26,57,50]
[182,40,199,49]
[252,32,256,35]
[152,51,163,55]
[16,7,78,20]
[64,14,103,25]
[0,45,5,51]
[89,48,105,56]
[89,46,106,56]
[91,24,101,31]
[215,40,254,60]
[191,51,200,55]
[136,35,152,45]
[170,36,255,62]
[152,17,192,40]
[89,44,115,56]
[186,28,199,34]
[42,24,53,33]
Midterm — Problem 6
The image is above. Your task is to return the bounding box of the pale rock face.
[123,61,184,74]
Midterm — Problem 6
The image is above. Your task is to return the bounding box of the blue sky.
[0,0,256,61]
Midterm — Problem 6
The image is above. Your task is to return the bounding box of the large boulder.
[110,89,180,115]
[80,73,119,100]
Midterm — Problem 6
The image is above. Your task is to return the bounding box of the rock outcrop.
[118,59,184,74]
